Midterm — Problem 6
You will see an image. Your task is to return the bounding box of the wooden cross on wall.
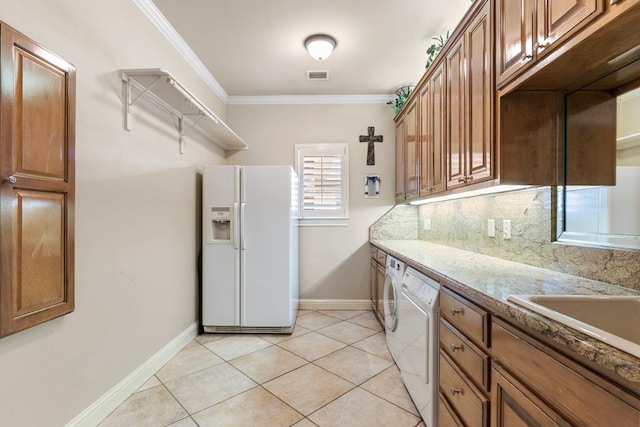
[359,126,383,165]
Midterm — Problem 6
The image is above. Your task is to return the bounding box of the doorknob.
[3,175,17,184]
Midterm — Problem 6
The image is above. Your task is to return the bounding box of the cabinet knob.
[450,344,463,352]
[3,175,17,184]
[458,177,465,183]
[536,41,549,51]
[524,54,533,60]
[450,307,463,316]
[450,387,461,396]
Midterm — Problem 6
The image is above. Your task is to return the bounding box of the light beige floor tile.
[164,363,256,414]
[203,334,272,360]
[296,309,315,318]
[348,311,383,331]
[351,332,393,361]
[316,321,378,345]
[259,324,311,344]
[360,365,419,416]
[99,385,187,427]
[416,422,426,427]
[295,312,342,330]
[136,375,161,393]
[292,419,318,427]
[319,310,368,320]
[314,347,393,384]
[192,387,304,427]
[184,340,200,349]
[156,345,225,383]
[230,346,308,383]
[308,388,420,427]
[195,333,230,345]
[277,332,346,361]
[263,364,353,416]
[167,417,197,427]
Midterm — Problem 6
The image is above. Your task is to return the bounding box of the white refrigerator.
[202,165,298,333]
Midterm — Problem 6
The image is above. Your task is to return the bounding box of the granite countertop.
[370,239,640,388]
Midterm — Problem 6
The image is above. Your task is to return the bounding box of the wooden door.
[0,23,76,337]
[536,0,602,56]
[496,0,534,85]
[491,365,568,427]
[403,99,419,200]
[429,62,447,194]
[418,82,432,197]
[466,2,492,184]
[375,262,385,323]
[394,118,405,202]
[446,36,467,189]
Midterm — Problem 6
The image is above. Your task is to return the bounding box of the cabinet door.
[496,0,534,84]
[419,83,432,197]
[369,259,377,311]
[404,99,419,200]
[375,263,385,323]
[466,1,492,184]
[446,36,467,190]
[536,0,602,55]
[429,62,447,194]
[0,24,76,337]
[395,118,405,202]
[491,365,568,427]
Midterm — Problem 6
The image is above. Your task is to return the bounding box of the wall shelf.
[120,68,247,153]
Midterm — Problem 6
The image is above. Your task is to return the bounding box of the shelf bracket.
[123,75,164,131]
[177,114,206,154]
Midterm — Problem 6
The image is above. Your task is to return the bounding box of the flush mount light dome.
[304,34,337,61]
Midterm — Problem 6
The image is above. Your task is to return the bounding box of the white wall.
[227,103,396,300]
[0,1,228,425]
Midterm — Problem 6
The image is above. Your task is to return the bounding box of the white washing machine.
[385,266,440,426]
[382,255,406,334]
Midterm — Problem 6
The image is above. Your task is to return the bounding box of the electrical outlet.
[424,218,431,231]
[503,219,511,239]
[487,219,495,237]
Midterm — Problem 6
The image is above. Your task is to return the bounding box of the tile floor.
[99,309,424,427]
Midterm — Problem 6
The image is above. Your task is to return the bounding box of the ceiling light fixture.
[304,34,337,61]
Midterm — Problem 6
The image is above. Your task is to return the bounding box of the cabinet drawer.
[440,351,489,427]
[440,319,490,391]
[376,249,386,265]
[492,320,640,426]
[439,394,464,427]
[440,288,489,347]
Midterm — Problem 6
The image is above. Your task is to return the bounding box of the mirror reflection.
[563,86,640,249]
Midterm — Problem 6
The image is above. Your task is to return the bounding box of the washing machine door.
[383,272,399,332]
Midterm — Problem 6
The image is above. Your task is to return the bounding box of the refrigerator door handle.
[240,202,246,250]
[233,201,240,249]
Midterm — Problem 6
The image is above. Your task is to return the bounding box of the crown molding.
[132,0,229,103]
[226,94,396,105]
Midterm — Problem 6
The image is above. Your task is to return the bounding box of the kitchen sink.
[507,295,640,358]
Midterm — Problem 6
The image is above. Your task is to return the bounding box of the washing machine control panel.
[401,268,440,310]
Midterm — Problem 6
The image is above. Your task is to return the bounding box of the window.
[295,144,349,224]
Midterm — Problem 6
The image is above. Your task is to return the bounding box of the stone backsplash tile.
[372,187,640,291]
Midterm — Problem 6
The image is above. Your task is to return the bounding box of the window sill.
[298,218,349,227]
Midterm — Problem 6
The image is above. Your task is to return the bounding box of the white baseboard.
[299,299,372,310]
[66,322,198,427]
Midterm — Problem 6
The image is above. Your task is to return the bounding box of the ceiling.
[152,0,473,98]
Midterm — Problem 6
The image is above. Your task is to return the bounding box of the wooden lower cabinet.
[440,351,489,426]
[491,364,569,427]
[492,319,640,426]
[439,394,464,427]
[369,245,386,326]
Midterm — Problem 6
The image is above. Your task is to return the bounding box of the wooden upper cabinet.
[446,36,466,190]
[447,1,492,190]
[394,118,405,202]
[420,62,446,197]
[497,0,534,84]
[404,99,419,200]
[497,0,604,86]
[0,22,76,338]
